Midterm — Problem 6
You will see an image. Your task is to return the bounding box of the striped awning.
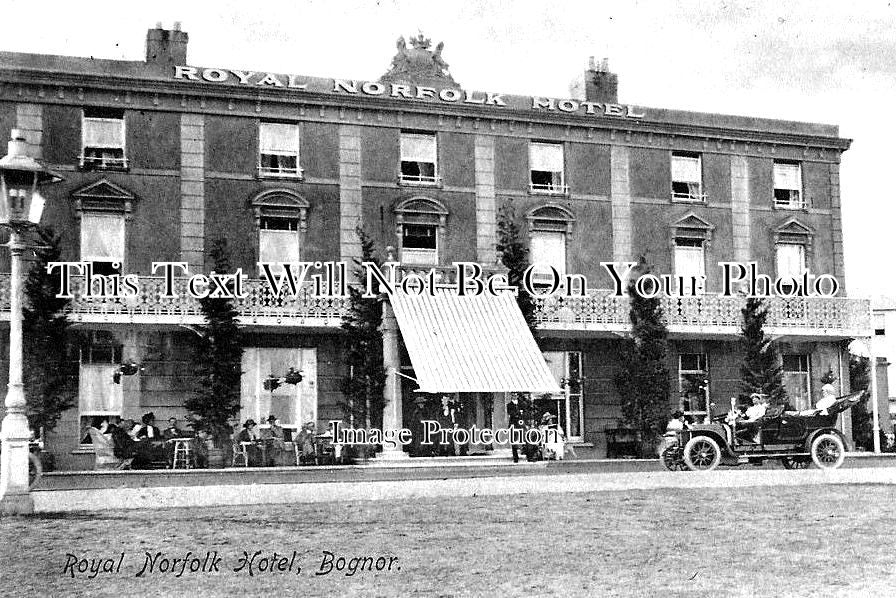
[389,289,561,394]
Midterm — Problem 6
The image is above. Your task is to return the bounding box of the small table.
[170,438,194,469]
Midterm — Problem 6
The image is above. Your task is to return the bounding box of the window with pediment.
[250,189,309,275]
[73,179,137,275]
[669,212,714,282]
[394,197,448,265]
[774,218,813,293]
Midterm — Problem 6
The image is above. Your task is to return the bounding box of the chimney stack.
[145,22,189,67]
[571,56,618,104]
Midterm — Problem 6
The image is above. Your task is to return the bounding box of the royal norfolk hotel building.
[0,24,874,468]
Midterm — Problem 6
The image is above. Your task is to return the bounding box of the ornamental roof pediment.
[671,212,714,231]
[72,178,136,201]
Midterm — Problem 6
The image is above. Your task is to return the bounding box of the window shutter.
[674,245,705,279]
[671,155,701,183]
[80,213,125,262]
[83,119,124,148]
[529,143,564,171]
[78,364,123,414]
[774,163,801,190]
[530,231,566,276]
[260,123,299,154]
[776,244,805,279]
[400,134,436,162]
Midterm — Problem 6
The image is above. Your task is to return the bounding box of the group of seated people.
[91,412,209,469]
[233,417,320,467]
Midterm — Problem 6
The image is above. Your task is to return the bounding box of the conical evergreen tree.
[184,239,244,446]
[496,203,537,420]
[614,257,671,440]
[339,227,386,429]
[739,297,786,406]
[496,203,535,332]
[23,225,76,434]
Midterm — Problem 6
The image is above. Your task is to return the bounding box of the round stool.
[171,438,194,469]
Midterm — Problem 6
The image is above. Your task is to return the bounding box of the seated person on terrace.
[237,419,264,466]
[260,415,288,466]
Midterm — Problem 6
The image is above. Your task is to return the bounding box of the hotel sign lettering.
[173,66,646,119]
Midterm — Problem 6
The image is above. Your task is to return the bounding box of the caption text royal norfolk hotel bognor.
[0,24,878,468]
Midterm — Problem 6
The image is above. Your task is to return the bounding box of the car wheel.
[781,457,810,470]
[661,445,686,471]
[810,433,845,470]
[683,436,721,471]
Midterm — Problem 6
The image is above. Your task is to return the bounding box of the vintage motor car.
[661,391,865,471]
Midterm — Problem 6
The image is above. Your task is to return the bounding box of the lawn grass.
[2,484,895,597]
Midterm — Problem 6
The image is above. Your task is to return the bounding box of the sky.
[3,0,895,300]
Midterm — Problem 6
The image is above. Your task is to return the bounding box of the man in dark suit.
[506,396,524,463]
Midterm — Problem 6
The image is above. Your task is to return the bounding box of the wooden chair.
[87,427,132,470]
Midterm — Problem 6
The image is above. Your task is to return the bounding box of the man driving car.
[735,394,768,443]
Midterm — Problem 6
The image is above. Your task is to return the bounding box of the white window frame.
[783,354,812,411]
[773,161,804,209]
[258,122,302,178]
[80,212,126,274]
[776,243,806,281]
[258,217,301,276]
[529,230,567,286]
[671,153,704,202]
[529,142,568,195]
[399,132,440,185]
[400,223,439,266]
[543,351,584,442]
[673,239,706,281]
[81,110,127,169]
[678,354,709,420]
[241,347,317,431]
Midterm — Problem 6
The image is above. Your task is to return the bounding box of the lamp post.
[0,130,62,515]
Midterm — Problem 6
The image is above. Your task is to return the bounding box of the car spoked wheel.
[661,445,686,471]
[780,457,810,470]
[810,433,845,470]
[683,436,721,471]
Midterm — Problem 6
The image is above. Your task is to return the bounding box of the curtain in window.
[774,163,801,190]
[240,348,317,428]
[259,229,300,269]
[671,155,701,183]
[79,364,123,414]
[400,134,436,162]
[530,231,566,276]
[674,245,705,279]
[529,143,564,171]
[80,213,125,262]
[260,123,299,154]
[776,243,805,279]
[83,118,124,148]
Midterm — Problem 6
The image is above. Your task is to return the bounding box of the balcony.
[0,272,872,339]
[0,275,348,329]
[534,290,872,340]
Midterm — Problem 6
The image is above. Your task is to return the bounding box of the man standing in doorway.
[507,395,524,463]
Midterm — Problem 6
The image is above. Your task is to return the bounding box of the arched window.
[249,189,310,275]
[527,204,575,284]
[394,197,448,265]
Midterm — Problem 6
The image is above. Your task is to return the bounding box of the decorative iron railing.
[0,274,349,327]
[0,273,872,337]
[534,290,872,338]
